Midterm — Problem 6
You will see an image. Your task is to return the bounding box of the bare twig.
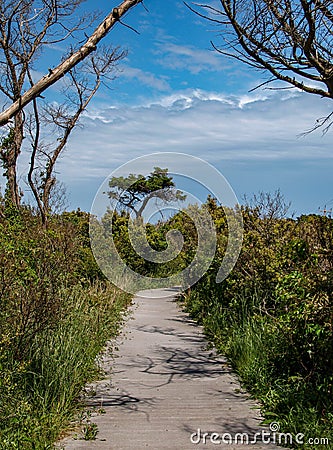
[0,0,142,126]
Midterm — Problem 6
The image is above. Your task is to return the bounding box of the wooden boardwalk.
[58,289,281,449]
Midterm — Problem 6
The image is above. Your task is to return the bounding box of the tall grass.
[0,282,131,449]
[0,206,132,449]
[183,288,333,449]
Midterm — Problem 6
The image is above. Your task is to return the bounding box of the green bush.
[181,198,333,449]
[0,205,131,449]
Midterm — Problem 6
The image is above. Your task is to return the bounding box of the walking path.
[58,288,281,449]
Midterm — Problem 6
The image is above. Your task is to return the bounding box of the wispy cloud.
[119,65,171,91]
[155,43,226,74]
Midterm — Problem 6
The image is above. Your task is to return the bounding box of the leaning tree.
[0,0,142,210]
[106,167,187,219]
[187,0,333,130]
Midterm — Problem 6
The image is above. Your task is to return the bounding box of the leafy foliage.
[106,167,186,218]
[0,202,131,449]
[181,195,333,448]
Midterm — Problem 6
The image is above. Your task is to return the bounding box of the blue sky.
[15,0,333,215]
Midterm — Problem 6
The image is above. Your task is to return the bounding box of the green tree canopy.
[106,167,186,219]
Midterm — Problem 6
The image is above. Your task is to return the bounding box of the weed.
[82,422,98,441]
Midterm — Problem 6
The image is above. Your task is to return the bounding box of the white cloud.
[62,89,333,180]
[154,43,226,74]
[14,88,332,213]
[119,65,171,91]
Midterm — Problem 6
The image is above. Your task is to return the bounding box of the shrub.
[0,206,131,449]
[181,197,333,448]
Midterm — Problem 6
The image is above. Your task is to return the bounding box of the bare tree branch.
[0,0,139,208]
[187,1,333,95]
[26,46,126,223]
[186,0,333,131]
[0,0,142,126]
[27,73,46,223]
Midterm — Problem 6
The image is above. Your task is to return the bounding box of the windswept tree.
[0,0,142,209]
[187,0,333,130]
[106,167,187,219]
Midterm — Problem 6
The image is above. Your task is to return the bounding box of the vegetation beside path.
[0,202,131,449]
[181,195,333,449]
[93,180,333,449]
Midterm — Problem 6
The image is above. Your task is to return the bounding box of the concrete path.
[58,288,281,449]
